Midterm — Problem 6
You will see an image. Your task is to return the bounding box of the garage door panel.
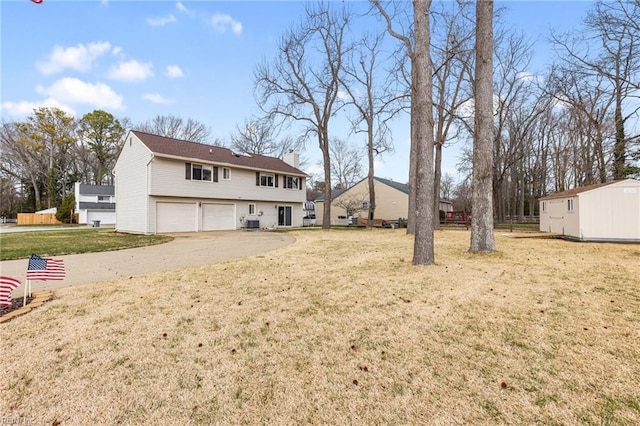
[157,202,197,233]
[203,203,235,231]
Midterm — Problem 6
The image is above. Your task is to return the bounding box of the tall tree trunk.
[613,90,626,179]
[367,131,376,229]
[470,0,496,253]
[412,0,435,265]
[433,140,442,230]
[321,132,332,230]
[407,66,418,236]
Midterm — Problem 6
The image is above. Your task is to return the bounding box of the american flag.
[0,276,21,306]
[26,254,66,281]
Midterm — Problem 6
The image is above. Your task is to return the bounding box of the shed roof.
[131,130,307,176]
[539,180,631,201]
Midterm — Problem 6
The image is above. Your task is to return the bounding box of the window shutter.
[213,167,219,182]
[185,163,192,180]
[299,177,303,190]
[256,172,260,186]
[275,174,279,188]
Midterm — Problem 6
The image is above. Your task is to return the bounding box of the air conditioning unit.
[246,220,260,229]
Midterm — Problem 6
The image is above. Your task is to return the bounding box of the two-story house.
[74,182,116,225]
[113,131,307,234]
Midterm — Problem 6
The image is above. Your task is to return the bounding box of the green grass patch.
[0,229,173,260]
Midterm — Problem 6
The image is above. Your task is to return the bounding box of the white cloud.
[36,41,113,75]
[108,60,154,82]
[0,99,75,119]
[147,14,176,26]
[143,93,173,104]
[176,2,189,14]
[211,14,242,36]
[166,65,184,78]
[36,77,124,109]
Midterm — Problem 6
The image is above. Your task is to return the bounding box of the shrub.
[56,193,76,224]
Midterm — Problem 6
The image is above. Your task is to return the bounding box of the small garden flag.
[26,254,66,280]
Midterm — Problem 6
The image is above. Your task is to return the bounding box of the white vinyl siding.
[114,134,153,234]
[149,157,304,203]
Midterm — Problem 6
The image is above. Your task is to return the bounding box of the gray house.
[539,178,640,242]
[74,183,115,225]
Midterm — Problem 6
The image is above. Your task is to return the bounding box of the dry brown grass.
[1,229,639,425]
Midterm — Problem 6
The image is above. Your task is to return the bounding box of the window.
[249,203,256,215]
[542,201,546,212]
[285,176,300,189]
[362,201,369,210]
[567,199,574,212]
[186,163,214,182]
[223,168,231,180]
[260,173,275,187]
[97,195,110,203]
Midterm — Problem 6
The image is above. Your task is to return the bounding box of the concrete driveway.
[0,230,295,296]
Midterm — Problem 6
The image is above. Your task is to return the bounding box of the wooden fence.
[17,213,61,225]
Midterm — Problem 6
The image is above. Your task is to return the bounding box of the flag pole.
[23,279,28,306]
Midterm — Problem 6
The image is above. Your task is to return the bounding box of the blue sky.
[1,1,593,183]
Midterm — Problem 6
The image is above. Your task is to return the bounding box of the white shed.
[539,178,640,242]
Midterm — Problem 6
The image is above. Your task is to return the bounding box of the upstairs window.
[185,163,215,182]
[223,167,231,180]
[567,199,574,212]
[285,176,300,189]
[97,195,111,203]
[260,173,275,187]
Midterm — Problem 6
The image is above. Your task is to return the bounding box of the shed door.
[202,203,235,231]
[156,202,197,233]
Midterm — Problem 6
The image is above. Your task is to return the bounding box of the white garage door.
[202,203,235,231]
[87,211,116,224]
[157,202,197,233]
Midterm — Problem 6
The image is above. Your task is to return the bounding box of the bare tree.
[372,0,419,235]
[230,116,303,158]
[137,114,212,144]
[333,191,368,219]
[550,0,640,180]
[440,172,456,200]
[469,0,496,252]
[339,30,396,226]
[255,2,351,230]
[374,0,436,264]
[431,0,475,230]
[328,138,365,190]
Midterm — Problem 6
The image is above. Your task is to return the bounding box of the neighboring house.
[315,176,454,225]
[113,131,307,234]
[539,178,640,242]
[75,183,116,225]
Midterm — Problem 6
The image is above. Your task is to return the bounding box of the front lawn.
[0,229,173,261]
[1,229,638,424]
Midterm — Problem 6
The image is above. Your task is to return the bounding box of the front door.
[278,206,292,226]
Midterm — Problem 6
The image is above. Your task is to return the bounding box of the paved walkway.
[0,230,295,296]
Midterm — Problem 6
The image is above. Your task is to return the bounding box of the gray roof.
[315,176,452,203]
[79,184,114,196]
